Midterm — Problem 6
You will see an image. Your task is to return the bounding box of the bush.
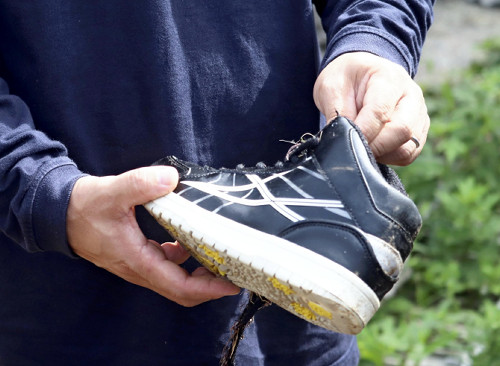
[358,40,500,366]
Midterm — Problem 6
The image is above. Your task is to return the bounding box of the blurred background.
[320,1,500,365]
[416,0,500,85]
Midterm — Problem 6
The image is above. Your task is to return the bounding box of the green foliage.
[358,40,500,365]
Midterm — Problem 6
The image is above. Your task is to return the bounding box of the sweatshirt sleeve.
[0,77,85,256]
[314,0,435,77]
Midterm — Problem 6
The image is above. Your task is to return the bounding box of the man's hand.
[313,52,430,166]
[67,166,240,307]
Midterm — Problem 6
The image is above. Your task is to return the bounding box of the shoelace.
[285,132,320,162]
[232,132,321,172]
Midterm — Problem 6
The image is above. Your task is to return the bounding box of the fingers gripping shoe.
[144,116,422,334]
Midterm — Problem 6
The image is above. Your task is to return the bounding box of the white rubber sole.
[144,192,380,334]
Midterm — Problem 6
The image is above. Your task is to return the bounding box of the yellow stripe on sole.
[308,301,333,319]
[268,277,294,295]
[291,302,317,321]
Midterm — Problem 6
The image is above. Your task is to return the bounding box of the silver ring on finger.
[410,136,420,149]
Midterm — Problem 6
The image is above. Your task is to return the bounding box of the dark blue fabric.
[0,1,433,364]
[316,0,435,76]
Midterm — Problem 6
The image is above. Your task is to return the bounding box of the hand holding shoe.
[145,117,422,333]
[313,52,430,166]
[66,166,240,307]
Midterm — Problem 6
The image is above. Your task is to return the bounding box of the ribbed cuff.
[321,26,415,77]
[26,158,86,257]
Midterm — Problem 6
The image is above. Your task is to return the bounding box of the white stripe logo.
[179,168,350,222]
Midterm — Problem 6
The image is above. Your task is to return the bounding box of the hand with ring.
[313,52,430,166]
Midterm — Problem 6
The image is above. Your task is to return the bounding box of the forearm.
[315,0,435,76]
[0,77,84,255]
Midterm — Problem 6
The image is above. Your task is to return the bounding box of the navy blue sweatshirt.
[0,1,433,364]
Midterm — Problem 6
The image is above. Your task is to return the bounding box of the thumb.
[112,166,179,207]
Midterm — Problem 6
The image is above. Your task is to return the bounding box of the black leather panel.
[279,220,395,299]
[312,117,421,260]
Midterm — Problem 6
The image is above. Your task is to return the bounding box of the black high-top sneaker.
[144,116,422,334]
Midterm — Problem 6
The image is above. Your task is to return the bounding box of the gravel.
[416,0,500,85]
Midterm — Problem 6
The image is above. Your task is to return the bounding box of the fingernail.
[157,166,179,188]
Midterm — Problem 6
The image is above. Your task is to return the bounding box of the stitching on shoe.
[308,153,361,229]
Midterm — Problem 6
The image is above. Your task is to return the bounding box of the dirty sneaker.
[144,116,422,334]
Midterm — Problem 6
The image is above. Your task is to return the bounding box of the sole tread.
[145,193,380,334]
